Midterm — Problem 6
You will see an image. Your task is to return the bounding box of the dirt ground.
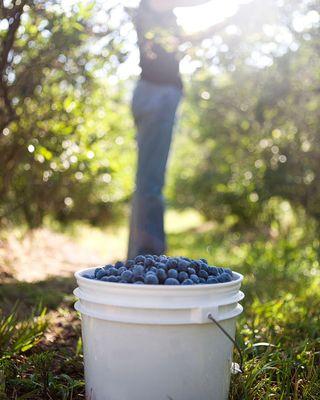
[0,226,128,282]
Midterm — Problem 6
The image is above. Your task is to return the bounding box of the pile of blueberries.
[83,255,234,285]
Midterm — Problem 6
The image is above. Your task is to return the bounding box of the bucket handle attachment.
[208,313,243,373]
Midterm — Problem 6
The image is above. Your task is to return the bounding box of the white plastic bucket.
[74,268,244,400]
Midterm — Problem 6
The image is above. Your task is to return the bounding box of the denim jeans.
[128,79,182,259]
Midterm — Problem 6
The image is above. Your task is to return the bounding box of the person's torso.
[135,0,183,89]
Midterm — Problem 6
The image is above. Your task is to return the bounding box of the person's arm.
[149,0,211,12]
[180,0,255,44]
[182,19,230,44]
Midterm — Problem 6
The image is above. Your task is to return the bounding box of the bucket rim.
[75,267,243,290]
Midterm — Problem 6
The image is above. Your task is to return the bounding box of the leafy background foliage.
[1,0,319,230]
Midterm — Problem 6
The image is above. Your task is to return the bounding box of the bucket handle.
[208,313,243,373]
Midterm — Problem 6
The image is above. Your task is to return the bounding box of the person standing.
[128,0,232,258]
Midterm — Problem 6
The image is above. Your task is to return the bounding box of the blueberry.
[121,270,133,283]
[159,255,167,263]
[109,267,119,276]
[153,255,160,262]
[135,255,146,264]
[144,274,159,285]
[207,276,218,284]
[199,278,206,284]
[192,261,201,273]
[208,266,218,276]
[115,261,124,269]
[96,269,108,279]
[200,258,208,264]
[156,268,167,283]
[118,266,127,275]
[94,267,103,278]
[200,263,209,273]
[133,275,144,283]
[168,269,178,279]
[149,266,158,274]
[125,259,135,268]
[133,265,144,277]
[100,276,109,282]
[198,269,208,279]
[224,268,233,277]
[145,257,154,267]
[178,271,188,283]
[157,262,167,271]
[217,267,225,274]
[107,275,118,282]
[164,278,180,285]
[167,258,178,269]
[177,260,189,272]
[103,264,113,270]
[217,272,232,283]
[187,267,196,275]
[190,274,200,284]
[182,279,194,285]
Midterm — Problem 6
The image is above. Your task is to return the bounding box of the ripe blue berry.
[144,274,159,285]
[133,275,144,283]
[217,267,225,274]
[125,259,135,268]
[177,260,189,272]
[133,265,144,277]
[199,278,206,284]
[159,255,168,263]
[217,272,232,283]
[145,257,154,267]
[135,255,146,264]
[200,263,209,273]
[168,269,178,279]
[207,276,218,284]
[107,275,118,282]
[164,278,180,285]
[178,271,188,283]
[198,270,208,279]
[156,268,167,283]
[187,267,196,275]
[109,267,119,276]
[94,267,103,278]
[96,269,108,279]
[115,261,124,269]
[190,274,200,284]
[182,279,194,285]
[157,262,167,271]
[208,266,218,276]
[149,266,158,274]
[121,270,133,283]
[118,266,127,275]
[166,259,178,269]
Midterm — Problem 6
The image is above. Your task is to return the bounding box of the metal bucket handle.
[208,313,243,373]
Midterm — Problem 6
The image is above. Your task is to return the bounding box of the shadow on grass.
[0,275,77,318]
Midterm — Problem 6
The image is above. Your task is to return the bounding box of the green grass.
[0,218,319,399]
